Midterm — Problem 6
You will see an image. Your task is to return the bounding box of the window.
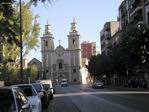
[59,63,62,69]
[18,86,36,97]
[0,90,16,111]
[73,69,76,73]
[15,89,28,107]
[44,40,48,46]
[72,39,75,45]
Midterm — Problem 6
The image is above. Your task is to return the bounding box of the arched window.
[44,40,48,46]
[73,69,76,73]
[72,39,75,45]
[59,63,62,69]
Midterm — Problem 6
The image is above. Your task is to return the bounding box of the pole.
[44,42,46,79]
[19,0,23,82]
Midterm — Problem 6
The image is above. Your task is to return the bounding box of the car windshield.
[0,90,16,112]
[18,86,37,96]
[62,81,67,83]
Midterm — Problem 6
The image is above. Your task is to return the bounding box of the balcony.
[130,9,143,24]
[145,0,149,5]
[130,6,142,17]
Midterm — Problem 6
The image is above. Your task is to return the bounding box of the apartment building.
[81,41,97,59]
[100,21,119,55]
[119,0,148,30]
[145,0,149,28]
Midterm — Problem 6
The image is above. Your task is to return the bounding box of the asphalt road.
[45,85,149,112]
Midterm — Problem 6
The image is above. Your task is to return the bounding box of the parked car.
[0,86,31,112]
[32,83,49,109]
[60,79,68,87]
[92,80,104,89]
[14,84,42,112]
[36,80,55,100]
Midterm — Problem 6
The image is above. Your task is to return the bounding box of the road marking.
[54,91,149,97]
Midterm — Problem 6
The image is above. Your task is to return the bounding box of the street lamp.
[19,0,23,82]
[43,40,47,79]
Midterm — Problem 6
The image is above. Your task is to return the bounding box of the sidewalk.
[104,85,149,91]
[81,84,149,91]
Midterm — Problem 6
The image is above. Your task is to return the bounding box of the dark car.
[36,80,55,100]
[0,86,31,112]
[32,83,49,109]
[42,83,53,100]
[92,81,104,89]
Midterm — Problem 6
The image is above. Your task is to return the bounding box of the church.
[41,19,84,84]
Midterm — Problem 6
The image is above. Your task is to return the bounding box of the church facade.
[41,19,83,84]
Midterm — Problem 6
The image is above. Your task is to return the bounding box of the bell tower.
[68,18,80,49]
[67,18,82,83]
[41,23,54,51]
[41,23,54,79]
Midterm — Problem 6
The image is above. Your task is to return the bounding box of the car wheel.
[42,97,49,109]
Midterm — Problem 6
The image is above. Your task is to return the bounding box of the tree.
[0,0,52,44]
[119,25,145,69]
[109,46,126,76]
[2,2,40,63]
[21,2,40,58]
[87,54,112,80]
[0,0,20,44]
[30,0,55,6]
[87,55,98,78]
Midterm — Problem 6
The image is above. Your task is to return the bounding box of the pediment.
[55,45,65,57]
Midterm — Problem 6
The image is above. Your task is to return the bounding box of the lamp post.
[43,40,47,79]
[19,0,23,82]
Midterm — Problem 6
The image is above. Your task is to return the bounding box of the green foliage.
[119,25,148,68]
[1,2,40,64]
[0,0,15,17]
[0,2,20,44]
[29,65,38,81]
[0,65,20,85]
[109,46,126,76]
[3,41,19,62]
[87,54,112,79]
[21,2,40,57]
[87,25,149,81]
[30,0,54,6]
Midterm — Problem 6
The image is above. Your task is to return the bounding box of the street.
[46,85,149,112]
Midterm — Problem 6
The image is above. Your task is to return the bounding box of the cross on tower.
[58,39,61,46]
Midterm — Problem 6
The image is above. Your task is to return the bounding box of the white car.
[60,79,68,87]
[0,86,31,112]
[14,84,42,112]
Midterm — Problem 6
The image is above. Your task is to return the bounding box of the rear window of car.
[0,89,16,111]
[18,86,37,96]
[32,84,42,93]
[43,84,50,90]
[61,80,67,83]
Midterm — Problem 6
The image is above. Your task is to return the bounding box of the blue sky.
[29,0,122,61]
